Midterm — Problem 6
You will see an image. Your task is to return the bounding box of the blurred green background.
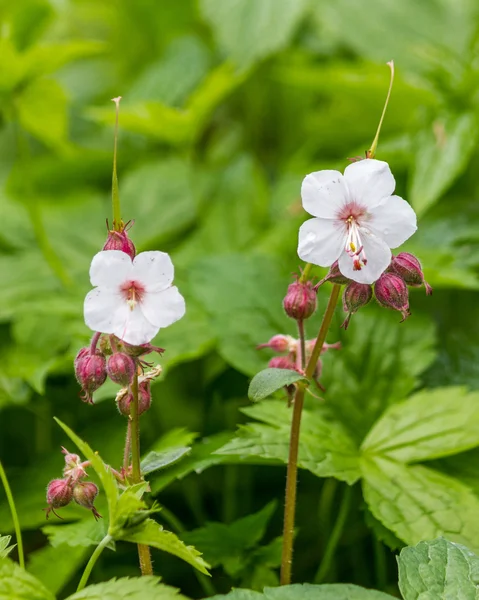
[1,0,479,597]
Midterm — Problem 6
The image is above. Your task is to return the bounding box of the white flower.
[84,250,185,345]
[297,159,417,284]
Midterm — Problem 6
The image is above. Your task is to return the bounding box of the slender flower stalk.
[367,61,394,159]
[77,534,113,591]
[280,283,341,585]
[111,97,122,230]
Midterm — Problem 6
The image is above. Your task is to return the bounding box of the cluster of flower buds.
[257,334,341,392]
[337,253,431,329]
[74,335,163,406]
[45,448,101,520]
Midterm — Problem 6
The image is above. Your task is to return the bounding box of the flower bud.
[117,381,152,417]
[62,447,88,482]
[374,272,411,321]
[322,261,351,285]
[257,335,295,353]
[107,352,136,386]
[268,356,298,371]
[45,478,73,518]
[283,280,317,321]
[341,282,372,329]
[74,348,107,404]
[389,252,432,295]
[73,482,102,520]
[103,228,136,259]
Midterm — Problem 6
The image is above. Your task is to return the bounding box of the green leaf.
[248,368,307,401]
[200,0,309,67]
[361,455,479,553]
[362,387,479,462]
[66,576,189,600]
[141,448,191,475]
[397,537,479,600]
[27,544,90,596]
[117,518,209,575]
[0,535,14,558]
[409,113,479,215]
[0,558,55,600]
[54,418,118,520]
[17,78,68,149]
[182,501,277,577]
[217,401,361,484]
[209,583,396,599]
[43,517,108,548]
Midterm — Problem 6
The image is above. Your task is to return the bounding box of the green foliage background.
[1,0,479,598]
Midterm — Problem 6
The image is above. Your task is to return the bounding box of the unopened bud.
[73,481,102,520]
[74,348,107,404]
[45,479,73,518]
[283,280,317,321]
[61,447,88,482]
[389,253,432,295]
[107,352,136,386]
[103,227,136,259]
[268,356,298,371]
[257,335,295,353]
[341,282,372,329]
[374,272,410,322]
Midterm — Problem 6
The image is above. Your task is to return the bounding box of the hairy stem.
[77,534,112,591]
[297,320,306,371]
[280,283,341,585]
[314,484,352,583]
[129,368,153,575]
[123,420,131,473]
[0,461,24,569]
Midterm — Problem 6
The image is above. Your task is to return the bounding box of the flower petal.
[368,195,417,248]
[344,159,395,209]
[297,218,344,267]
[84,287,126,334]
[116,308,160,345]
[301,170,349,218]
[133,251,175,291]
[140,286,186,328]
[90,250,133,288]
[338,231,391,284]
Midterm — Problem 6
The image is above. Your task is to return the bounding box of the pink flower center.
[336,202,368,271]
[120,280,146,310]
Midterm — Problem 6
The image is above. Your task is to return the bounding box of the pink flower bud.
[341,282,372,329]
[374,272,411,322]
[117,381,152,417]
[268,356,298,371]
[103,228,136,259]
[283,280,317,321]
[61,447,88,482]
[389,253,432,295]
[107,352,136,386]
[45,478,73,519]
[73,482,102,520]
[257,335,295,353]
[74,348,107,404]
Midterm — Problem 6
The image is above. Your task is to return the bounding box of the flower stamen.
[345,218,367,271]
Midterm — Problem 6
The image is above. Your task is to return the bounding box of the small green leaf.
[209,583,396,599]
[117,518,209,575]
[248,368,307,401]
[43,517,108,548]
[141,447,191,475]
[54,418,118,519]
[362,387,479,462]
[66,576,189,600]
[0,535,14,558]
[398,537,479,600]
[0,558,55,600]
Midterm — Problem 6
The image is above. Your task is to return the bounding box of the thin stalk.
[367,61,394,159]
[111,97,122,229]
[297,320,306,371]
[314,485,352,583]
[280,283,341,585]
[129,368,153,575]
[0,462,24,569]
[123,420,131,472]
[76,534,112,591]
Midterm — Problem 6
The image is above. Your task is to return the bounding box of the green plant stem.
[76,534,112,591]
[367,61,394,159]
[123,420,131,472]
[314,484,352,583]
[0,462,24,569]
[111,97,122,229]
[129,368,153,576]
[297,320,306,371]
[280,283,341,585]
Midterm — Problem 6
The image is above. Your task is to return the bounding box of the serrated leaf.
[43,517,108,548]
[248,368,307,401]
[361,455,479,553]
[200,0,309,67]
[28,544,90,596]
[54,418,118,520]
[0,558,55,600]
[209,583,396,599]
[398,537,479,600]
[410,113,478,216]
[117,518,209,575]
[66,576,188,600]
[217,401,360,484]
[141,447,191,475]
[362,387,479,462]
